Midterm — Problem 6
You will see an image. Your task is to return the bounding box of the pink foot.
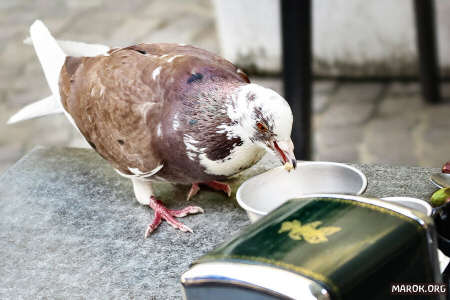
[187,183,200,201]
[205,181,232,197]
[184,181,231,201]
[145,196,204,237]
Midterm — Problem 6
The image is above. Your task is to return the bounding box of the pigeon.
[9,20,296,237]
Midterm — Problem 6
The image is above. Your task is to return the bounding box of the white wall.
[213,0,282,73]
[213,0,450,77]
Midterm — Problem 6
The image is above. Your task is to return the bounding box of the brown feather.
[59,43,249,183]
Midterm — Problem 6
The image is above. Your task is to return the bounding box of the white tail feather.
[8,20,110,125]
[7,96,63,124]
[24,37,110,57]
[30,20,66,97]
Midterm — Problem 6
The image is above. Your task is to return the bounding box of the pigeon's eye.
[256,122,268,132]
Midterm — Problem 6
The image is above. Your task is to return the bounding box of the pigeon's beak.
[272,139,297,171]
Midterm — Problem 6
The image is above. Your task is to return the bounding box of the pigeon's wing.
[59,43,249,178]
[59,50,165,177]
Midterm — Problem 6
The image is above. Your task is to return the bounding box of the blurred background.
[0,0,449,173]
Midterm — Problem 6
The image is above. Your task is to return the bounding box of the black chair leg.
[281,0,312,160]
[413,0,441,103]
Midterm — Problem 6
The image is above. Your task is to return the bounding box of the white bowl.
[236,161,368,222]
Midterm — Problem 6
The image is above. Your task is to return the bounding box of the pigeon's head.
[225,83,296,170]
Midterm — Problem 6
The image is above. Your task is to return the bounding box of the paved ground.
[1,0,450,173]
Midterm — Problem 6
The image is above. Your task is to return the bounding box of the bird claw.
[145,196,203,237]
[170,205,204,217]
[205,181,232,197]
[167,221,193,233]
[186,181,231,200]
[186,183,200,201]
[144,181,229,237]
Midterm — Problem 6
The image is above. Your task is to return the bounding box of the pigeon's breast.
[155,85,265,182]
[155,119,265,182]
[197,139,265,177]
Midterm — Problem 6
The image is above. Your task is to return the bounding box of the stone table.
[0,147,442,299]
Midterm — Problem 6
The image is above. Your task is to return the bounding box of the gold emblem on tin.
[278,220,341,244]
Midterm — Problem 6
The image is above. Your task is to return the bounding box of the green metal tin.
[182,195,442,300]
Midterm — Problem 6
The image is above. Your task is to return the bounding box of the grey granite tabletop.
[0,147,441,299]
